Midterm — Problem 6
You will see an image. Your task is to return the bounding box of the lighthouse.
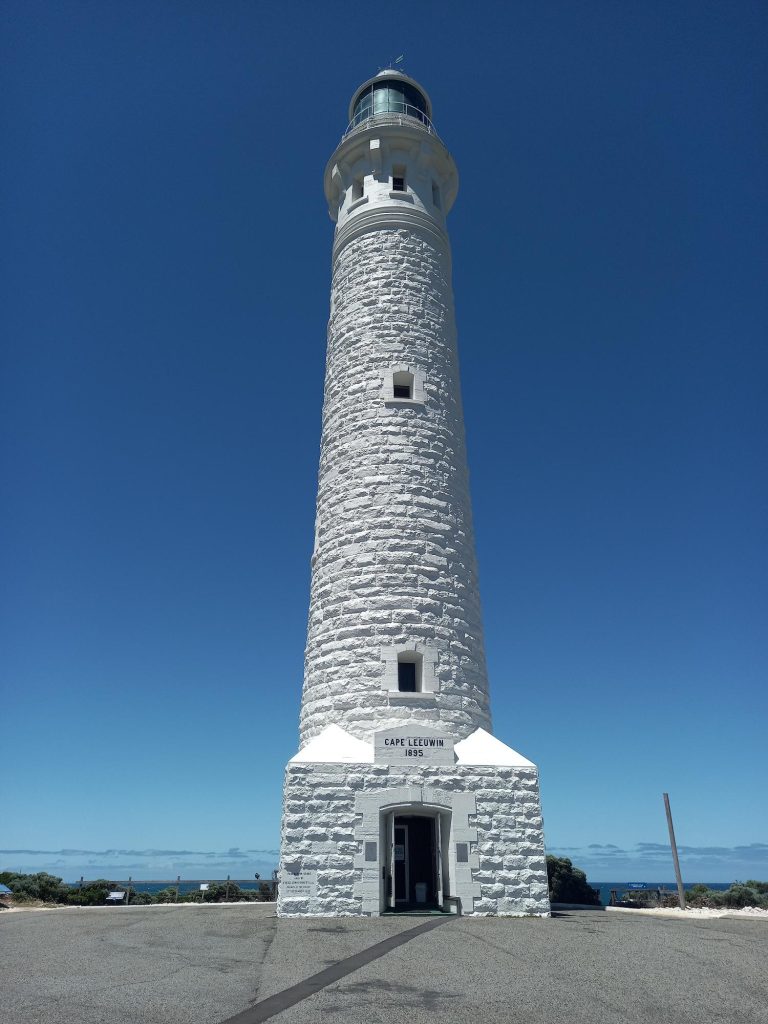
[277,70,550,917]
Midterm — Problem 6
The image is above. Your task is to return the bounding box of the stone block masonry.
[279,760,550,917]
[302,224,492,745]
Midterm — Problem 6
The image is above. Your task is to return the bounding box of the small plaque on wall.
[374,725,455,765]
[281,869,317,898]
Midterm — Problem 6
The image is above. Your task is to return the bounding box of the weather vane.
[379,54,405,72]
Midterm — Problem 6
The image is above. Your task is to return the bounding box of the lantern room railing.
[341,103,440,143]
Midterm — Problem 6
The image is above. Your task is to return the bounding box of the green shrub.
[237,889,263,902]
[0,871,279,907]
[686,884,711,897]
[546,856,600,905]
[721,884,767,909]
[2,872,70,903]
[684,882,768,909]
[153,888,179,903]
[127,890,154,905]
[66,880,113,905]
[197,881,240,902]
[684,884,715,907]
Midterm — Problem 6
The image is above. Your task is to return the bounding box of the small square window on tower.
[392,370,414,399]
[392,165,406,192]
[381,643,438,696]
[397,652,422,692]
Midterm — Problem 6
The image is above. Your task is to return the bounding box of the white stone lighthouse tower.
[278,70,550,917]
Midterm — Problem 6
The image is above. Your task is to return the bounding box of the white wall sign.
[281,869,317,898]
[374,725,455,765]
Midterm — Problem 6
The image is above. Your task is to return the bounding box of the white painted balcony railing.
[341,103,440,143]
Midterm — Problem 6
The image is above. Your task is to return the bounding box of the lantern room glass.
[351,80,429,128]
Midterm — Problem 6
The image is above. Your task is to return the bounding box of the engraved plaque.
[374,724,454,765]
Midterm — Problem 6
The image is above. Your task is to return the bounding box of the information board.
[280,869,317,898]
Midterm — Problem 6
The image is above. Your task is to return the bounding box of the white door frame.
[434,813,443,907]
[355,788,479,916]
[383,807,444,911]
[386,811,395,909]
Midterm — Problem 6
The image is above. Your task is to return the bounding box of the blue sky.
[2,1,766,884]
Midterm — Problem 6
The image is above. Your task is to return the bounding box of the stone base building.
[280,725,549,916]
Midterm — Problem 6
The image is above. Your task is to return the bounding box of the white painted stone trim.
[454,727,536,767]
[380,642,438,694]
[331,204,449,261]
[380,365,426,404]
[353,785,480,914]
[289,724,373,764]
[386,691,437,704]
[325,122,458,225]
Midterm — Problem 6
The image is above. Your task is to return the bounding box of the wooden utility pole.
[663,792,686,909]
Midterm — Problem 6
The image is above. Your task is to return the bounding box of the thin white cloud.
[548,841,768,878]
[0,846,280,881]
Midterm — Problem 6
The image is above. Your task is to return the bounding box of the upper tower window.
[392,165,406,192]
[384,367,424,405]
[432,182,441,208]
[352,177,364,201]
[392,371,413,399]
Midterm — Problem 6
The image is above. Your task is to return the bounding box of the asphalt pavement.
[1,904,766,1024]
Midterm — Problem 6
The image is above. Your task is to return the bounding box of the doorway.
[385,811,446,911]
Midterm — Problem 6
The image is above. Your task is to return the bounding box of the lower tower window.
[381,643,438,696]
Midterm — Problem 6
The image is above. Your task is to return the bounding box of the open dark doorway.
[391,814,441,911]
